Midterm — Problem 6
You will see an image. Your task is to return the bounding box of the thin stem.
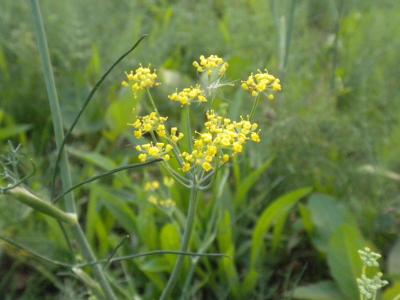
[77,250,225,268]
[184,106,193,152]
[52,159,162,203]
[249,95,260,120]
[146,89,160,114]
[51,35,147,197]
[71,224,117,300]
[30,1,117,299]
[0,233,72,267]
[160,185,199,300]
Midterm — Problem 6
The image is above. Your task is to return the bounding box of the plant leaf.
[327,224,364,300]
[234,158,273,208]
[387,237,400,276]
[291,280,345,300]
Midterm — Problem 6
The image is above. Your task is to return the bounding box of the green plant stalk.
[249,95,260,120]
[146,89,160,114]
[5,187,77,225]
[160,185,199,300]
[184,106,193,152]
[30,1,117,299]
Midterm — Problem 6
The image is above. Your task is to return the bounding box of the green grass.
[0,0,400,299]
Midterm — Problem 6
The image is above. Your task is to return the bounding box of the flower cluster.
[180,111,261,173]
[122,65,160,95]
[241,70,282,99]
[148,195,175,208]
[357,247,388,300]
[168,85,207,106]
[129,112,168,138]
[193,55,228,77]
[144,180,160,191]
[358,247,382,267]
[136,142,172,162]
[357,273,388,299]
[145,179,176,208]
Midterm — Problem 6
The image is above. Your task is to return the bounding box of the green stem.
[249,95,260,120]
[29,1,117,299]
[146,89,160,114]
[160,185,199,300]
[5,187,77,225]
[184,106,193,152]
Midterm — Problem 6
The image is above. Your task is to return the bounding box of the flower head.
[168,85,207,106]
[136,142,173,162]
[144,180,160,191]
[180,111,260,172]
[357,273,388,299]
[128,112,168,138]
[241,70,282,99]
[193,55,228,77]
[122,65,160,96]
[358,247,382,267]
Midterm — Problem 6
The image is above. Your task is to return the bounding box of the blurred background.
[0,0,399,299]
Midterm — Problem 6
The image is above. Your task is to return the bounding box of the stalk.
[160,184,199,300]
[184,106,193,152]
[6,187,77,225]
[249,95,260,120]
[30,1,117,299]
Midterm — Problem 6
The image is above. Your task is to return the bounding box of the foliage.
[0,0,399,299]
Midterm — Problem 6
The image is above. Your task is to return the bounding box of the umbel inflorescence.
[357,247,388,300]
[123,55,281,186]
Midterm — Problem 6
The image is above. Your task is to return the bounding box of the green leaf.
[388,238,400,277]
[234,158,273,208]
[217,211,239,297]
[327,224,365,300]
[139,257,170,272]
[271,209,288,251]
[383,281,400,300]
[299,203,314,236]
[307,194,355,252]
[250,187,312,268]
[160,223,180,269]
[0,124,31,140]
[104,94,138,141]
[68,147,116,170]
[292,280,345,300]
[93,186,137,233]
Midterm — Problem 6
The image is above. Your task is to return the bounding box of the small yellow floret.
[193,55,228,77]
[122,65,160,96]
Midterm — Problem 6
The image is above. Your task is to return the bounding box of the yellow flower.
[168,85,207,106]
[122,65,160,96]
[170,127,184,143]
[163,177,175,187]
[202,162,213,172]
[148,195,158,205]
[136,142,173,162]
[241,70,282,99]
[159,198,176,208]
[128,112,168,138]
[180,110,261,172]
[182,162,191,173]
[193,55,228,77]
[145,181,160,191]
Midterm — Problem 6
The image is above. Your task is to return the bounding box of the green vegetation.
[1,0,399,299]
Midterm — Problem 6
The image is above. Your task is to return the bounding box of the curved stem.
[51,35,147,197]
[160,185,199,300]
[30,1,117,298]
